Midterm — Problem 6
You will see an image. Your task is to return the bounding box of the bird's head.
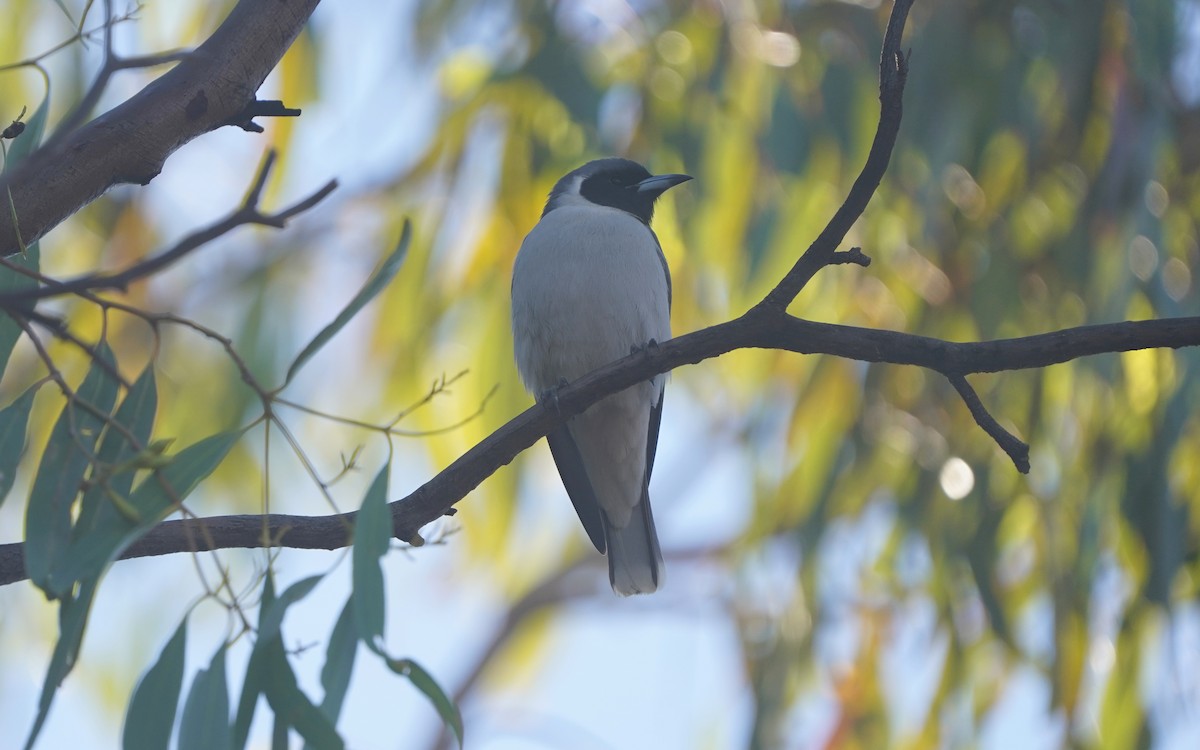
[543,158,692,224]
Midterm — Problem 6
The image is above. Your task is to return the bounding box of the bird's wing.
[644,386,664,484]
[546,425,606,552]
[648,227,672,308]
[644,224,669,486]
[597,386,666,595]
[616,385,665,591]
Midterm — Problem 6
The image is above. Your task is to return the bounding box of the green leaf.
[258,574,323,644]
[262,638,344,750]
[236,573,343,750]
[0,382,40,508]
[23,578,99,750]
[70,366,157,545]
[315,598,357,728]
[271,715,288,750]
[25,342,120,596]
[352,465,391,650]
[123,618,187,750]
[346,462,458,740]
[0,242,39,368]
[49,430,241,589]
[283,220,411,386]
[179,643,231,750]
[231,647,264,750]
[383,657,463,749]
[232,573,276,750]
[21,367,153,745]
[350,473,464,750]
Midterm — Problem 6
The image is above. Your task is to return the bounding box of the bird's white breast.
[511,204,672,394]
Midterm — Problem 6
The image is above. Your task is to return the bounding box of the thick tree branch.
[0,0,321,257]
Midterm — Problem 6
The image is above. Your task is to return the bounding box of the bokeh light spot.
[939,457,975,500]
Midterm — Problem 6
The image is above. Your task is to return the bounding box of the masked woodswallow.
[511,158,691,595]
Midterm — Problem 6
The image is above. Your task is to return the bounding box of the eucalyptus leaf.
[0,242,39,367]
[283,220,411,386]
[232,574,276,750]
[70,367,157,552]
[383,657,462,749]
[351,465,390,651]
[262,638,344,750]
[236,572,342,750]
[258,574,323,645]
[48,430,241,590]
[122,618,187,750]
[23,578,99,750]
[179,643,231,750]
[25,342,120,596]
[0,382,40,508]
[314,598,357,729]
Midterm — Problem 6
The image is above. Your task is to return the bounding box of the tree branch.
[946,374,1029,472]
[2,0,1196,589]
[222,100,303,133]
[2,312,1197,586]
[0,0,321,257]
[759,1,912,309]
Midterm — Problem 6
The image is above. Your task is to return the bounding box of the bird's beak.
[635,173,693,194]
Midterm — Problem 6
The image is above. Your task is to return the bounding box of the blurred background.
[1,0,1199,747]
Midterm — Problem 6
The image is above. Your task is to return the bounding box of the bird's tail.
[604,492,664,596]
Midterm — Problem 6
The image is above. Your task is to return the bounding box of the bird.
[511,158,692,595]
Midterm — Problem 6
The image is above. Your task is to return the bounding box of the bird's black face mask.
[579,164,691,224]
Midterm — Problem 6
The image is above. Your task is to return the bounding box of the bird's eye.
[609,176,624,186]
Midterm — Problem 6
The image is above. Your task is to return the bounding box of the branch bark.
[0,0,322,256]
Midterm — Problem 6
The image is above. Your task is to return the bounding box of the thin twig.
[830,247,872,267]
[45,3,192,140]
[272,372,498,438]
[25,313,132,390]
[49,0,124,138]
[16,319,144,451]
[946,374,1030,472]
[223,100,303,133]
[759,0,913,308]
[0,5,141,73]
[0,152,337,306]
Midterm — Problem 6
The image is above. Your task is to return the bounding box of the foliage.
[0,0,1197,748]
